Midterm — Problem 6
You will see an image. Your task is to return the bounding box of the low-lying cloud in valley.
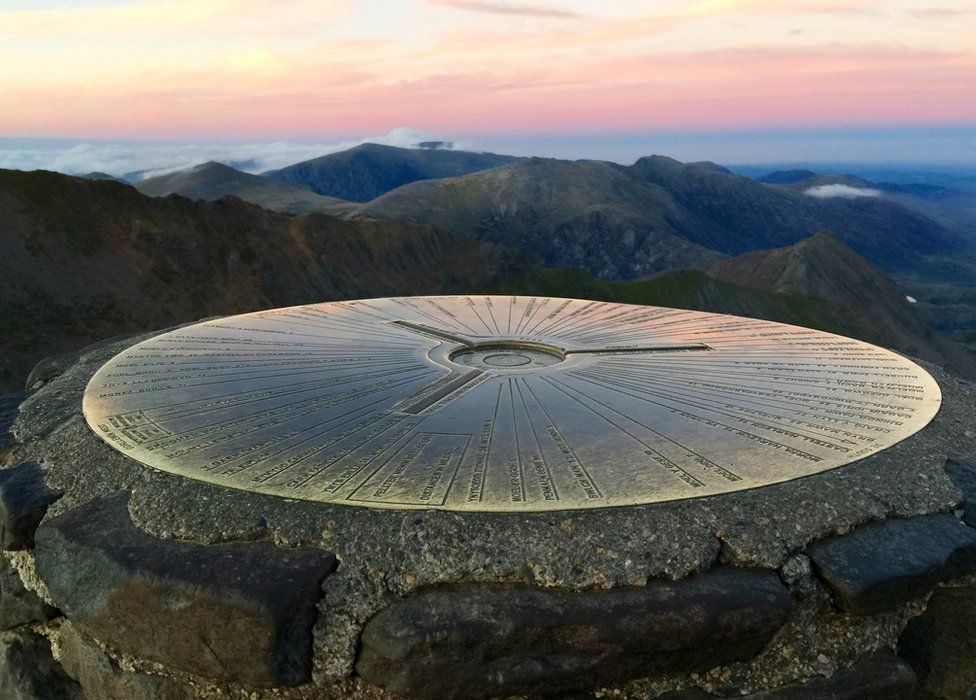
[805,184,882,199]
[0,127,442,181]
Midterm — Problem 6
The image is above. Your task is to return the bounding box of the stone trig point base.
[1,297,975,699]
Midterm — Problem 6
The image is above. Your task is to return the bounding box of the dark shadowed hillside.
[505,267,853,333]
[136,161,357,216]
[757,169,818,184]
[704,231,976,376]
[263,143,521,202]
[0,169,526,390]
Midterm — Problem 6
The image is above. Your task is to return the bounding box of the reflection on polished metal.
[82,296,942,512]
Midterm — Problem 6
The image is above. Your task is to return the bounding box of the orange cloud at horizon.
[0,0,973,138]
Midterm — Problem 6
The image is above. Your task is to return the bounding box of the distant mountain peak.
[134,160,354,217]
[800,228,843,247]
[629,155,730,181]
[262,143,521,202]
[81,171,126,182]
[414,140,454,150]
[631,154,684,170]
[757,169,818,184]
[193,160,233,171]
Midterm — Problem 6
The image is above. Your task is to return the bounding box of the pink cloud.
[1,0,972,138]
[3,43,973,138]
[429,0,580,18]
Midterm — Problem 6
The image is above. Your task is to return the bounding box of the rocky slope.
[141,151,973,288]
[626,156,967,267]
[263,143,520,202]
[0,169,525,391]
[704,231,976,376]
[136,161,357,216]
[360,157,723,278]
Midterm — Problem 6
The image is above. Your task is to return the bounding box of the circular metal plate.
[83,296,942,512]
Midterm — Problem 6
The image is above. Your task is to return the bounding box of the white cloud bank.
[804,184,882,199]
[0,127,447,181]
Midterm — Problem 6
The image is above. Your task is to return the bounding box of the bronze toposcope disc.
[83,296,942,512]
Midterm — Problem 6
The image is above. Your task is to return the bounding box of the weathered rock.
[26,352,87,392]
[57,621,192,700]
[944,455,976,526]
[34,493,338,687]
[0,391,29,452]
[357,567,792,699]
[0,557,56,631]
[0,629,83,700]
[0,462,62,550]
[25,335,146,392]
[656,689,716,699]
[806,514,976,614]
[659,650,916,699]
[898,585,976,699]
[745,650,916,699]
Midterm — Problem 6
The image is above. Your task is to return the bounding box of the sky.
[0,0,974,173]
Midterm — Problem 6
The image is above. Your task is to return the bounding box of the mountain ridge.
[3,168,969,389]
[263,143,521,202]
[360,156,725,278]
[118,146,976,347]
[359,154,970,278]
[136,161,357,217]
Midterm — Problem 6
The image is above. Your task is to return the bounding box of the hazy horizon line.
[1,125,975,181]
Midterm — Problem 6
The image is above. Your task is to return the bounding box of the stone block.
[357,566,792,699]
[0,557,56,631]
[35,493,337,687]
[57,621,192,700]
[0,462,62,550]
[746,650,916,699]
[806,514,976,614]
[899,585,976,699]
[0,629,83,700]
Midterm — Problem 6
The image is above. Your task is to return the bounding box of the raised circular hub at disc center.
[451,343,563,370]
